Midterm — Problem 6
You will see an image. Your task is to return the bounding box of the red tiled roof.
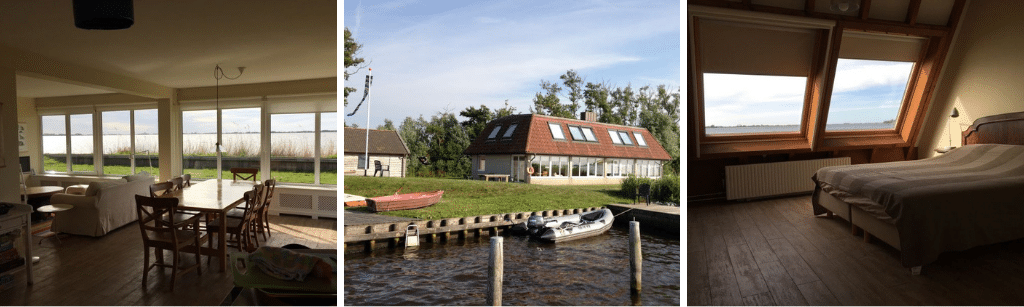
[463,114,672,160]
[344,127,410,155]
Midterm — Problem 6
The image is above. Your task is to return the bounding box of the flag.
[347,74,373,116]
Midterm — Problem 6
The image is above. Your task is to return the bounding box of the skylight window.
[568,126,585,141]
[503,124,517,138]
[487,125,502,139]
[633,132,647,146]
[581,127,597,142]
[548,123,565,140]
[608,130,622,144]
[618,131,634,145]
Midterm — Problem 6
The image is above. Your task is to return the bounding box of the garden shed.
[343,127,409,177]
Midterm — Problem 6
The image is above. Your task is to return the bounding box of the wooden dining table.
[164,179,256,272]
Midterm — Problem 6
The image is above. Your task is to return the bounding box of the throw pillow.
[124,171,152,182]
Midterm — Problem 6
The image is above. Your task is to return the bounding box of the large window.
[41,115,66,173]
[530,155,569,177]
[270,111,335,185]
[222,107,261,173]
[134,109,160,176]
[101,111,132,175]
[182,110,218,180]
[703,74,808,135]
[69,114,94,173]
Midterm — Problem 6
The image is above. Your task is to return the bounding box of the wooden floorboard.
[0,214,336,306]
[690,194,1024,305]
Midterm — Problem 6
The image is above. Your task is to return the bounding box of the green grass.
[43,156,336,185]
[343,176,633,219]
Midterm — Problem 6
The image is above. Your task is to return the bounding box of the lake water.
[706,122,894,135]
[42,132,337,156]
[344,228,680,306]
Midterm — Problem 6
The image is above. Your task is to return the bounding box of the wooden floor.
[689,195,1024,306]
[0,214,336,306]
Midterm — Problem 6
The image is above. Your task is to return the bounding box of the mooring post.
[487,236,503,306]
[629,221,642,294]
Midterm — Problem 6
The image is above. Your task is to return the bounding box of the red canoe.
[367,190,444,213]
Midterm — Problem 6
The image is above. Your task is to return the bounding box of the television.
[19,156,29,173]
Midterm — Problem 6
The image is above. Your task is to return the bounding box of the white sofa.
[49,173,154,237]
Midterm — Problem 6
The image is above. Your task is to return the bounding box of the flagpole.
[364,68,372,176]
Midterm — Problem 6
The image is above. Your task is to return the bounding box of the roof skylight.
[633,132,647,146]
[568,126,585,141]
[548,123,565,140]
[608,130,622,144]
[618,131,634,145]
[487,125,502,139]
[503,124,517,138]
[581,127,597,142]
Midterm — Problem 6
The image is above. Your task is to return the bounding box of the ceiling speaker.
[73,0,134,30]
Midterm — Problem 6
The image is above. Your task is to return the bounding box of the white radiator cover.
[725,157,851,200]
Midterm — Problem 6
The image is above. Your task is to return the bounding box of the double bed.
[811,111,1024,274]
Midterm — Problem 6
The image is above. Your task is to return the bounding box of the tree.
[425,113,472,178]
[560,70,584,117]
[459,105,492,140]
[584,81,618,124]
[376,118,395,131]
[344,27,366,107]
[399,116,430,176]
[493,100,517,119]
[532,80,572,118]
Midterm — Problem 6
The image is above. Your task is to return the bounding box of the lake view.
[706,122,894,135]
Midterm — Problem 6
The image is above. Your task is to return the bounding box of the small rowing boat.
[510,208,614,242]
[367,190,444,213]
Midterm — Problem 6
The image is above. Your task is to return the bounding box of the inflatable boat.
[510,208,614,242]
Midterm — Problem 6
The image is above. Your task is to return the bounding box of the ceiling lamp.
[830,0,860,13]
[73,0,134,30]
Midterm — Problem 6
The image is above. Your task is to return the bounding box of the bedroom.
[688,0,1024,305]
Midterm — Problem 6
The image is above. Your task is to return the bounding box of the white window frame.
[479,155,486,171]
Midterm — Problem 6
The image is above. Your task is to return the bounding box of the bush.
[620,174,679,204]
[620,174,653,198]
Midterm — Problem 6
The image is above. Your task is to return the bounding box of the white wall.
[917,1,1024,158]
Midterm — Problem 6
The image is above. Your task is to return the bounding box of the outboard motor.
[527,215,546,229]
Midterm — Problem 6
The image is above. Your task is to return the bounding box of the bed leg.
[826,211,833,218]
[910,266,922,276]
[851,224,859,236]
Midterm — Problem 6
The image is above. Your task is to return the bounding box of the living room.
[0,1,337,304]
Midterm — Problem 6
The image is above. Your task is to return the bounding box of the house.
[464,112,671,185]
[0,1,337,304]
[688,0,1024,305]
[343,127,410,177]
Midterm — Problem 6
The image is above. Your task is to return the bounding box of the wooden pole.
[487,236,503,306]
[629,221,642,294]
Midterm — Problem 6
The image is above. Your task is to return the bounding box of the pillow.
[84,179,127,196]
[123,171,152,182]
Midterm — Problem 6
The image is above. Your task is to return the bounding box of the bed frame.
[817,111,1024,275]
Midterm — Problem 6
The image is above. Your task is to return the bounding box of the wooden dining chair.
[230,167,259,182]
[135,195,206,291]
[256,179,276,240]
[170,176,184,191]
[149,181,175,197]
[181,174,192,187]
[207,184,263,253]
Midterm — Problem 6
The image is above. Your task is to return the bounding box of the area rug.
[30,219,52,236]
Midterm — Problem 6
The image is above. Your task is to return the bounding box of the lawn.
[343,176,633,219]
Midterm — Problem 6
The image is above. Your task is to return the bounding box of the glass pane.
[222,107,261,180]
[608,130,622,144]
[182,110,218,180]
[703,73,807,135]
[618,131,634,145]
[568,126,584,140]
[42,115,66,173]
[633,132,647,146]
[70,114,94,173]
[826,59,914,131]
[503,124,517,138]
[548,123,565,139]
[581,128,597,142]
[321,112,337,185]
[487,125,502,139]
[101,111,131,175]
[271,113,316,184]
[134,109,160,177]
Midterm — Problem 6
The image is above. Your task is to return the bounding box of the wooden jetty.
[343,207,605,252]
[606,204,680,237]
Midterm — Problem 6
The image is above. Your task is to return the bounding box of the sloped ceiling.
[0,0,336,97]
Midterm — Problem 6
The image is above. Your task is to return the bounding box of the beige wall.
[917,1,1024,158]
[15,97,40,172]
[343,154,405,177]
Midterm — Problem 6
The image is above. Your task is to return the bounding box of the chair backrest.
[230,167,259,182]
[374,160,383,170]
[638,183,651,196]
[263,179,277,206]
[149,181,174,197]
[135,194,182,243]
[182,174,192,187]
[169,177,184,191]
[241,184,265,224]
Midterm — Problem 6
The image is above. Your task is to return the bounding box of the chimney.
[580,111,596,122]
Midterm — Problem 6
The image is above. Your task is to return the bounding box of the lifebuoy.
[527,166,535,174]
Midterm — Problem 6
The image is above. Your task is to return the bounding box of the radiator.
[725,157,851,200]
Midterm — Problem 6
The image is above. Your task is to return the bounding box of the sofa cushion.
[123,171,152,183]
[85,179,127,196]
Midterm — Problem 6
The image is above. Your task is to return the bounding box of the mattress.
[811,144,1024,267]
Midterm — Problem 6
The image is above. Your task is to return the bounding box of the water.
[343,228,680,306]
[706,122,894,135]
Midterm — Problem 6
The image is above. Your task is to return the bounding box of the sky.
[343,0,681,129]
[703,59,915,128]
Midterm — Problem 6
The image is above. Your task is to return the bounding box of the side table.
[35,204,73,245]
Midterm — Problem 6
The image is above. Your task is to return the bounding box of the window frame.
[487,125,502,140]
[608,130,623,144]
[502,123,517,138]
[548,123,566,140]
[633,132,648,147]
[688,9,940,158]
